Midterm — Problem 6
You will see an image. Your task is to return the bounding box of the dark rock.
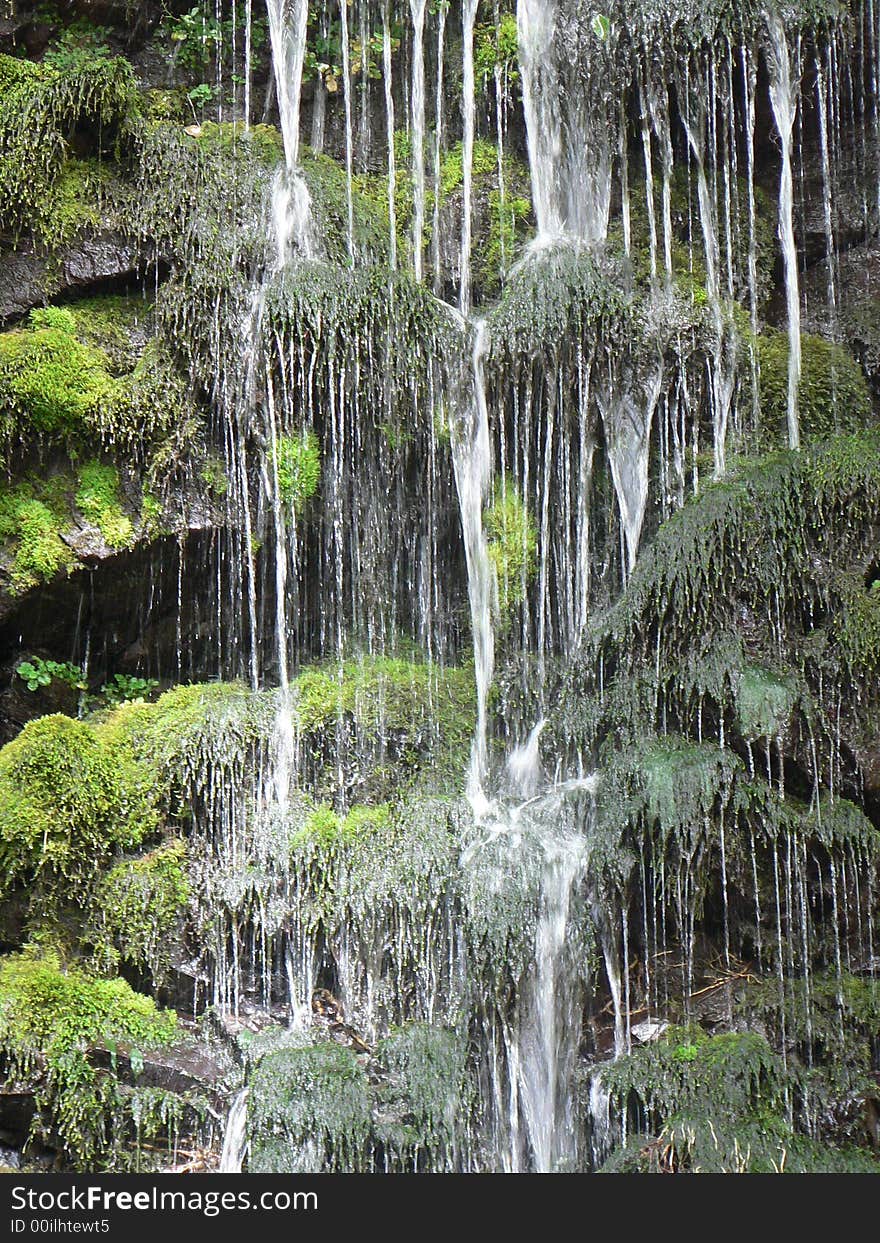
[89,1038,231,1099]
[0,1090,35,1150]
[803,239,880,388]
[796,131,879,267]
[0,231,148,325]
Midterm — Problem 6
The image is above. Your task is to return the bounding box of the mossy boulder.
[757,330,873,446]
[0,713,157,904]
[0,946,179,1168]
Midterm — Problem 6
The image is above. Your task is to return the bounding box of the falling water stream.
[191,0,878,1174]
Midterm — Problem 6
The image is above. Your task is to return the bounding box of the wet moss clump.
[0,946,179,1169]
[87,840,189,981]
[484,479,538,617]
[248,1040,372,1173]
[0,52,140,245]
[272,430,321,510]
[0,714,158,908]
[291,656,474,755]
[75,460,133,549]
[374,1023,472,1169]
[0,308,116,440]
[0,478,74,592]
[757,330,873,446]
[487,245,630,368]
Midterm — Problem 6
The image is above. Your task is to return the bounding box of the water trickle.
[220,1089,249,1173]
[517,0,613,246]
[266,0,315,264]
[450,317,495,814]
[766,11,802,451]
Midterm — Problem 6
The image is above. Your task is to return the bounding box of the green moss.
[290,802,391,851]
[302,148,393,265]
[0,310,116,438]
[139,490,165,536]
[439,139,498,196]
[196,120,284,167]
[736,666,798,740]
[291,656,474,751]
[487,245,629,367]
[249,1041,371,1173]
[88,840,189,981]
[757,331,872,446]
[485,478,537,616]
[66,295,152,371]
[0,480,73,592]
[75,461,132,548]
[273,430,321,509]
[199,452,229,498]
[640,739,739,831]
[475,12,520,88]
[374,1023,471,1160]
[0,714,157,904]
[0,52,140,246]
[0,947,177,1168]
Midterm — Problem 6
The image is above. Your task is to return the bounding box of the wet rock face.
[0,232,147,325]
[803,240,880,389]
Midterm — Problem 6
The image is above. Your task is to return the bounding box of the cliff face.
[0,0,877,1175]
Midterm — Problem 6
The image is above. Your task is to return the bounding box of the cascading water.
[266,0,314,265]
[766,11,802,451]
[517,0,613,245]
[12,0,876,1178]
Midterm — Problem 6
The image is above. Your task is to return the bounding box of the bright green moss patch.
[0,479,73,592]
[0,947,177,1168]
[0,714,157,903]
[291,802,391,851]
[273,430,321,509]
[66,294,153,371]
[0,946,177,1056]
[291,656,474,747]
[89,840,189,979]
[0,309,115,438]
[485,479,537,616]
[75,461,132,548]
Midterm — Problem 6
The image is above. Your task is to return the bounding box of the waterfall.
[766,10,802,451]
[266,0,314,264]
[517,0,613,246]
[450,318,495,815]
[410,0,428,282]
[13,0,875,1178]
[219,1090,249,1173]
[516,815,588,1172]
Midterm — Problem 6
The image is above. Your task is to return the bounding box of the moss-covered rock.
[87,839,189,980]
[0,946,179,1169]
[0,713,157,905]
[0,51,140,246]
[757,330,873,446]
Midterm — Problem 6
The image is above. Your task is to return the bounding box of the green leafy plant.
[591,13,611,40]
[16,657,85,693]
[101,674,159,706]
[43,20,112,74]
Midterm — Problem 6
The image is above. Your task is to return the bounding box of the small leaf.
[591,13,611,41]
